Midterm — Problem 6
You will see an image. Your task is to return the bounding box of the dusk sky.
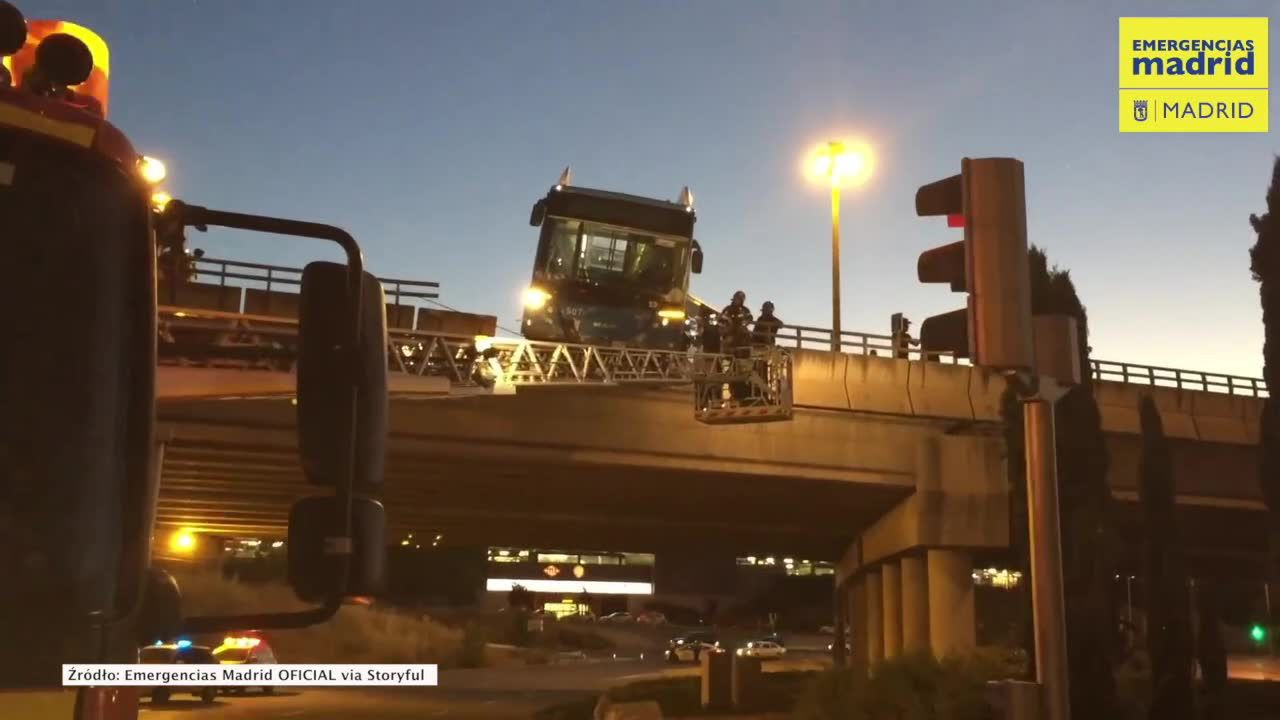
[44,0,1278,378]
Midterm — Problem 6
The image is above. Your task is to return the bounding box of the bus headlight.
[523,286,551,311]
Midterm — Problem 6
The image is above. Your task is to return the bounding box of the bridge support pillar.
[881,560,903,659]
[900,553,929,653]
[832,583,848,667]
[850,575,869,672]
[927,549,975,658]
[865,570,884,666]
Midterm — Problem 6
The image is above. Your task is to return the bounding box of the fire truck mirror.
[287,495,387,602]
[691,242,704,274]
[296,261,389,490]
[137,567,183,646]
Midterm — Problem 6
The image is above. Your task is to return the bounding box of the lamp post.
[807,141,872,352]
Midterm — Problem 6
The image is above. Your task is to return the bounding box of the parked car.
[600,612,633,623]
[666,631,720,663]
[818,625,835,635]
[737,640,786,659]
[138,641,219,704]
[636,611,667,624]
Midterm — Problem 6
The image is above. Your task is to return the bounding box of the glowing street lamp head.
[805,140,874,188]
[168,528,196,554]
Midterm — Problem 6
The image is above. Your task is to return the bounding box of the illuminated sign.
[573,564,586,579]
[543,565,560,578]
[486,579,652,595]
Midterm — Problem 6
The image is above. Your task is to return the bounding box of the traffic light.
[1251,623,1267,644]
[914,158,1033,371]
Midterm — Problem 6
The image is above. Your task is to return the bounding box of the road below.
[139,658,665,719]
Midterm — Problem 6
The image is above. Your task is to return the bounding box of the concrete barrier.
[701,651,732,712]
[601,700,663,720]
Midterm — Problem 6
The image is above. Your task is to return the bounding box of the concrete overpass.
[156,347,1265,565]
[151,258,1267,658]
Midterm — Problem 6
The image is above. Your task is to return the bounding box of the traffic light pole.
[1022,377,1070,720]
[831,183,842,352]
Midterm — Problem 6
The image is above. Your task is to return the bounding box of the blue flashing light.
[153,640,163,646]
[176,640,192,649]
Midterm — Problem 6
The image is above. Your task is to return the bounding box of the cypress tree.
[1138,395,1193,720]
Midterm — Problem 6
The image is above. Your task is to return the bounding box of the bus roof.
[550,185,693,214]
[542,185,696,238]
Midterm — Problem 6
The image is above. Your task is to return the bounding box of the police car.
[138,640,219,705]
[212,634,278,695]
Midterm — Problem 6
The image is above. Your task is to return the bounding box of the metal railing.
[183,256,440,306]
[1090,359,1268,398]
[157,307,793,395]
[774,324,1268,399]
[158,268,1267,401]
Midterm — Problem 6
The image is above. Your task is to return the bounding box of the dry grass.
[170,570,471,666]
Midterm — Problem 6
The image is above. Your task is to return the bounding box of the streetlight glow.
[168,528,196,554]
[803,138,876,351]
[805,140,874,188]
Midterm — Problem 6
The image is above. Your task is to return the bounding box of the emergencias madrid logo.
[1119,17,1269,133]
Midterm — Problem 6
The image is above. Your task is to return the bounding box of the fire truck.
[0,3,390,717]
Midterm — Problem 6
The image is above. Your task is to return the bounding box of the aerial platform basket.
[693,349,793,425]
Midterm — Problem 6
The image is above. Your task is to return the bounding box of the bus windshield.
[543,218,686,294]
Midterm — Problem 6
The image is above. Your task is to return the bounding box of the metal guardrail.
[1089,359,1267,398]
[772,325,1268,399]
[157,307,793,408]
[188,256,439,305]
[160,256,1267,400]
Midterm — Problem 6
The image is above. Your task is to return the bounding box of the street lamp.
[806,140,874,351]
[168,528,197,554]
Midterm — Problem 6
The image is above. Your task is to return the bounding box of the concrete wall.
[792,351,1003,422]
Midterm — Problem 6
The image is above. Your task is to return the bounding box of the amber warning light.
[4,17,111,116]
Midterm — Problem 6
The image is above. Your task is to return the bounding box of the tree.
[1196,583,1228,720]
[1001,246,1119,719]
[1249,157,1280,619]
[1138,395,1194,720]
[507,583,533,611]
[576,588,594,617]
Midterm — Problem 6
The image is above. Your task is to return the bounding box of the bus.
[521,170,704,350]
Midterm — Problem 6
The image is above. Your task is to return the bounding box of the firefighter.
[720,291,753,354]
[894,317,913,359]
[753,301,783,347]
[698,306,720,354]
[720,291,753,402]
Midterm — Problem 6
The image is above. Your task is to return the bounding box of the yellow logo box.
[1118,17,1268,132]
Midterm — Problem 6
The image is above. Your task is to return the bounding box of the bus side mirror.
[691,243,704,275]
[296,261,388,490]
[529,199,546,227]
